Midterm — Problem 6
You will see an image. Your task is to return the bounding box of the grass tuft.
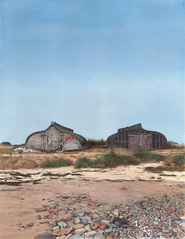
[145,166,184,173]
[133,148,165,162]
[173,153,185,166]
[74,157,93,168]
[93,150,140,168]
[40,158,72,168]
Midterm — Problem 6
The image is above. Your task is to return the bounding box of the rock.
[84,231,97,238]
[94,233,104,239]
[67,221,75,228]
[56,236,66,239]
[75,227,87,234]
[121,187,127,190]
[58,222,65,228]
[179,221,185,232]
[99,223,106,230]
[153,220,159,226]
[87,202,100,206]
[140,201,148,207]
[93,221,101,227]
[74,218,81,224]
[49,210,58,214]
[100,220,110,225]
[91,225,99,230]
[111,217,128,226]
[85,224,91,232]
[104,229,114,235]
[27,222,34,227]
[66,227,73,233]
[81,216,91,225]
[53,229,66,236]
[78,212,85,217]
[34,232,57,239]
[172,228,178,233]
[53,226,60,232]
[112,211,119,217]
[69,235,84,239]
[74,224,84,229]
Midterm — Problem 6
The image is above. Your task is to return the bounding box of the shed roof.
[51,121,73,133]
[118,123,142,133]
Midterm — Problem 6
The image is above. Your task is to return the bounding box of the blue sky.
[0,0,184,144]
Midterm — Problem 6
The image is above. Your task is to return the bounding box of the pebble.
[69,235,83,239]
[84,231,97,238]
[34,193,185,239]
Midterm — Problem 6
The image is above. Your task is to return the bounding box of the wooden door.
[128,133,152,150]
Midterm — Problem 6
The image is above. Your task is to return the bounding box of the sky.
[0,0,184,144]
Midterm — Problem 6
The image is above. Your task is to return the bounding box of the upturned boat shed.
[107,123,167,150]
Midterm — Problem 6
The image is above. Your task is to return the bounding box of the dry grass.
[0,144,185,170]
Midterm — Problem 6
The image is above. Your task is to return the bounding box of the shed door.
[128,134,152,150]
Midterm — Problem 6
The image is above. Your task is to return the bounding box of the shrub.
[93,150,140,168]
[94,150,121,168]
[160,141,183,149]
[133,148,165,162]
[75,157,93,168]
[173,154,185,166]
[86,139,107,148]
[41,158,72,168]
[1,142,11,146]
[133,148,148,159]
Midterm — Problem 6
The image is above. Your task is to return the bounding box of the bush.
[173,154,185,166]
[93,150,140,168]
[75,157,93,168]
[160,141,183,149]
[1,142,11,146]
[41,158,72,168]
[86,139,107,148]
[93,150,122,168]
[133,148,165,162]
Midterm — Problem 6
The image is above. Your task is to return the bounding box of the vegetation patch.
[1,142,12,146]
[0,157,38,169]
[133,148,165,162]
[93,150,140,168]
[74,157,93,168]
[161,141,184,149]
[145,166,184,173]
[173,153,185,166]
[86,139,107,148]
[41,158,72,168]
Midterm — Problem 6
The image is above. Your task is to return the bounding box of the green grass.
[93,150,140,168]
[93,150,122,168]
[40,158,72,168]
[173,153,185,166]
[133,148,165,162]
[74,157,93,168]
[145,166,184,173]
[75,150,140,169]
